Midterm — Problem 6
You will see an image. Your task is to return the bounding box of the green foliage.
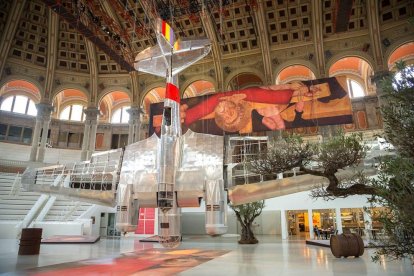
[231,201,265,226]
[369,156,414,262]
[303,132,376,198]
[249,135,312,178]
[311,132,367,174]
[380,62,414,158]
[369,62,414,263]
[250,132,373,198]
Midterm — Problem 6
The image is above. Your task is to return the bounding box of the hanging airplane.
[21,19,228,248]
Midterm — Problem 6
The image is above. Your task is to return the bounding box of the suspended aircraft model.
[115,18,228,247]
[21,19,228,248]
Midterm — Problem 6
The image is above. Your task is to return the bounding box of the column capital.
[126,106,142,118]
[35,103,53,121]
[83,107,100,121]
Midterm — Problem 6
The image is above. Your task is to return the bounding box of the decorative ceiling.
[0,0,414,95]
[2,0,414,76]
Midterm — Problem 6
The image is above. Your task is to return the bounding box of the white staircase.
[43,199,92,221]
[0,172,95,238]
[0,173,41,221]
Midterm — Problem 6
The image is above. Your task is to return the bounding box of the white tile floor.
[0,235,412,275]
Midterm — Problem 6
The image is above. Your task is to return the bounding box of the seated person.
[314,225,321,239]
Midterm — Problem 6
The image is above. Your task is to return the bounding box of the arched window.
[347,79,365,98]
[60,104,85,121]
[0,95,37,116]
[111,106,130,124]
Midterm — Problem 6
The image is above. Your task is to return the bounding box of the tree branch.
[299,165,326,177]
[326,184,378,197]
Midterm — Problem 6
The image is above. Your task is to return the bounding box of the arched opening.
[0,80,41,116]
[140,86,165,138]
[329,57,374,98]
[387,42,414,69]
[276,65,316,84]
[183,80,215,98]
[53,89,88,121]
[142,86,166,117]
[99,91,131,124]
[347,79,365,98]
[227,73,263,90]
[111,106,130,124]
[0,80,41,144]
[59,104,85,121]
[1,95,37,116]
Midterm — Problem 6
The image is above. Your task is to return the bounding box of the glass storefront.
[312,209,336,229]
[340,208,365,236]
[286,210,309,237]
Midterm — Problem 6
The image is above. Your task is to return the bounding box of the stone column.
[308,208,314,239]
[81,107,100,161]
[37,116,52,162]
[363,209,374,233]
[371,70,391,104]
[127,117,134,145]
[88,120,98,159]
[371,70,391,131]
[81,120,91,161]
[127,106,141,144]
[335,208,343,234]
[319,125,333,142]
[280,209,288,240]
[365,97,380,129]
[29,119,42,161]
[30,103,53,162]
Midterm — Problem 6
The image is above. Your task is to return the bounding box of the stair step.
[0,214,26,220]
[0,204,35,210]
[0,209,31,215]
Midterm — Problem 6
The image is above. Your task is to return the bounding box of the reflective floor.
[0,235,412,275]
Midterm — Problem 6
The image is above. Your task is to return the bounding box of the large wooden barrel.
[330,233,364,258]
[18,228,42,255]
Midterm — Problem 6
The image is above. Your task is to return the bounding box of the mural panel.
[149,77,353,136]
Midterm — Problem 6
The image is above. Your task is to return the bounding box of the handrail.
[20,148,124,206]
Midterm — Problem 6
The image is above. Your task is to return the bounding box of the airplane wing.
[134,39,211,78]
[119,133,159,208]
[227,167,378,205]
[20,148,124,206]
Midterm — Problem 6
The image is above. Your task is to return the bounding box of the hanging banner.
[149,76,353,136]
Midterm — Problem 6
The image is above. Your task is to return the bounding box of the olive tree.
[368,62,414,263]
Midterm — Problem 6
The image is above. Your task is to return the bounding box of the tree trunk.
[238,222,258,244]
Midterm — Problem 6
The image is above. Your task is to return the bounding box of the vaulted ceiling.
[1,0,413,80]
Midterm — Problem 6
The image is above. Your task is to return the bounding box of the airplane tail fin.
[157,19,176,49]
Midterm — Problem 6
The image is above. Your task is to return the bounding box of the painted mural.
[149,76,353,136]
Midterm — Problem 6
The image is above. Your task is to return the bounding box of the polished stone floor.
[0,235,412,275]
